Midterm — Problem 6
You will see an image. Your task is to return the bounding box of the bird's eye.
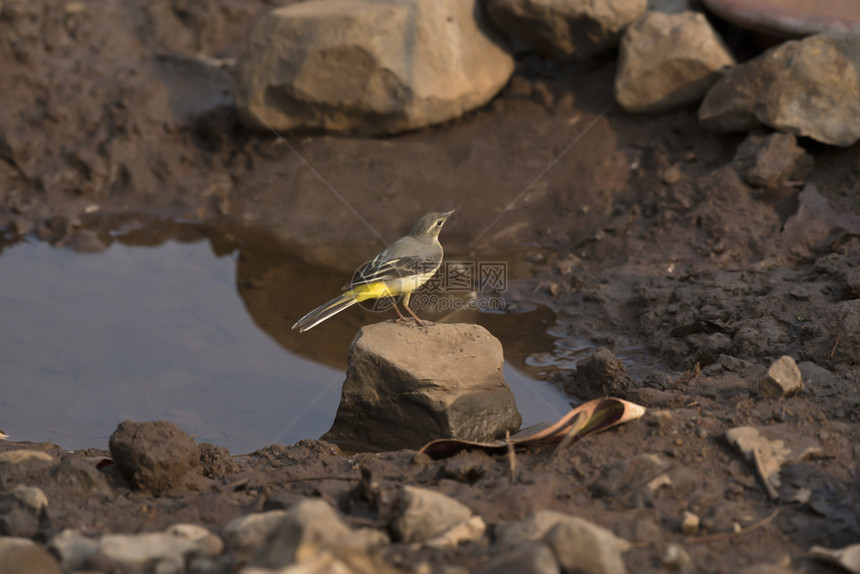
[436,220,442,226]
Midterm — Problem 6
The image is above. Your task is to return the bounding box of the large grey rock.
[615,11,734,113]
[391,485,474,543]
[234,0,514,136]
[0,537,60,574]
[109,420,199,495]
[484,0,646,61]
[733,132,813,187]
[700,34,860,146]
[323,322,522,451]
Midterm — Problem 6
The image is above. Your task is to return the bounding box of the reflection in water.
[0,220,570,453]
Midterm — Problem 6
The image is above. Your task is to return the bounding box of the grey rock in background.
[485,0,647,61]
[234,0,514,135]
[700,34,860,147]
[615,11,734,113]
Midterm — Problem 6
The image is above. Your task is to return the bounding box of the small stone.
[661,164,683,185]
[474,542,560,574]
[109,420,199,495]
[99,530,221,567]
[48,530,100,570]
[733,132,813,187]
[564,347,633,399]
[485,0,647,61]
[545,516,630,574]
[253,499,387,569]
[197,443,241,479]
[0,450,54,464]
[615,11,734,113]
[0,537,60,574]
[797,361,839,390]
[759,356,804,399]
[663,543,695,573]
[391,486,473,543]
[6,485,48,512]
[224,511,288,556]
[681,511,700,534]
[164,524,224,556]
[425,515,487,549]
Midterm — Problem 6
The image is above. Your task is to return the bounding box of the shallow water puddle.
[0,222,570,453]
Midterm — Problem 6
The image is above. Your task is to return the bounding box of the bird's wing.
[348,238,442,288]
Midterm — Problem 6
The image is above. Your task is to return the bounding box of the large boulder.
[322,322,522,451]
[699,34,860,146]
[615,11,734,113]
[484,0,647,61]
[233,0,514,136]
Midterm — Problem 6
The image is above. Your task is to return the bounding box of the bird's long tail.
[292,283,393,333]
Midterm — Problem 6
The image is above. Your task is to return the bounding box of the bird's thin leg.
[402,293,424,326]
[389,297,407,321]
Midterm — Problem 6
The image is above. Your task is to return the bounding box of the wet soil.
[1,0,860,572]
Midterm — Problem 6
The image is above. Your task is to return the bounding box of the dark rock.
[198,443,241,479]
[800,299,860,365]
[475,542,560,574]
[109,420,199,495]
[700,34,860,146]
[485,0,646,61]
[564,347,633,399]
[591,454,673,507]
[733,132,813,187]
[615,11,734,113]
[323,322,522,451]
[797,361,839,395]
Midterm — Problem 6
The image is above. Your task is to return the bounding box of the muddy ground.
[1,0,860,572]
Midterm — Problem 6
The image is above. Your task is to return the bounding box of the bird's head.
[411,210,455,240]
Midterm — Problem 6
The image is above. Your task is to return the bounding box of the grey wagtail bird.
[292,210,455,333]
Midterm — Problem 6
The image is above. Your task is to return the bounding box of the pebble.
[391,486,473,544]
[253,499,387,569]
[5,485,48,512]
[0,450,54,464]
[681,511,700,534]
[109,420,199,495]
[224,510,288,556]
[545,515,630,574]
[0,537,60,574]
[759,356,804,399]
